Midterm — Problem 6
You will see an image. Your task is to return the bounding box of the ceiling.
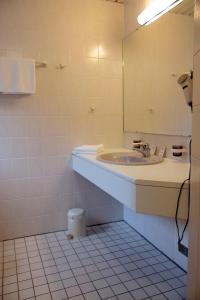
[104,0,124,3]
[104,0,194,15]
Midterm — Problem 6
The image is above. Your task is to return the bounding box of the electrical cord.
[175,139,191,246]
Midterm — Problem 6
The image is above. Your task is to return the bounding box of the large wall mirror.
[123,0,194,136]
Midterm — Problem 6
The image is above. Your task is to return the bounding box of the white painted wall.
[188,0,200,298]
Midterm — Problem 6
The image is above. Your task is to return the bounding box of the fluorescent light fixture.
[137,0,183,26]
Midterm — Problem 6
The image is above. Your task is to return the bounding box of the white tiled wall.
[124,132,190,160]
[0,0,124,240]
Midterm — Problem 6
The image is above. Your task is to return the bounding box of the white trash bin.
[68,208,86,238]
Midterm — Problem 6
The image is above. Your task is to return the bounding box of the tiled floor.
[0,221,187,300]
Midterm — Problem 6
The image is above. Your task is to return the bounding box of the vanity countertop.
[72,148,190,189]
[72,148,189,219]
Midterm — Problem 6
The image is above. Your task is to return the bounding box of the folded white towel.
[0,57,36,94]
[73,144,104,154]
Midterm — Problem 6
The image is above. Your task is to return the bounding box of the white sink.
[96,151,163,165]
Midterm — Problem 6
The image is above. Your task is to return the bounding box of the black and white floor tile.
[0,221,187,300]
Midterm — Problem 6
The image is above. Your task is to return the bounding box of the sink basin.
[97,151,163,166]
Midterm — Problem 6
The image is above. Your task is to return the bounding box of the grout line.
[86,226,185,296]
[34,235,53,300]
[54,230,120,300]
[57,225,184,297]
[0,220,123,243]
[23,237,36,299]
[1,243,4,300]
[193,47,200,57]
[0,222,187,300]
[123,220,187,273]
[13,240,20,300]
[53,232,87,300]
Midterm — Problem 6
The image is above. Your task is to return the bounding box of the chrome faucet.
[132,142,151,157]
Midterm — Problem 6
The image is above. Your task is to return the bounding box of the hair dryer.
[177,71,193,109]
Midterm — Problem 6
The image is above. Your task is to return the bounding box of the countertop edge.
[72,153,189,190]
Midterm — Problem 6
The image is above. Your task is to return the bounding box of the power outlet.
[178,242,188,257]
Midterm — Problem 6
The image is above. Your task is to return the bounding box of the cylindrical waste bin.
[68,208,86,238]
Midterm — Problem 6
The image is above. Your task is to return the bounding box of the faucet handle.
[132,140,143,150]
[139,143,151,157]
[141,143,150,150]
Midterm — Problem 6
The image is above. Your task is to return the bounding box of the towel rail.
[35,61,47,68]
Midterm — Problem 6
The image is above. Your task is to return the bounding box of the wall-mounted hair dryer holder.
[177,71,193,110]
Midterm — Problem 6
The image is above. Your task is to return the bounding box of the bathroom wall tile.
[99,59,122,78]
[0,0,123,240]
[10,138,28,158]
[46,193,74,216]
[40,117,70,137]
[124,132,190,160]
[0,117,12,137]
[0,159,13,179]
[15,197,46,219]
[0,200,15,222]
[28,158,44,177]
[5,117,30,138]
[41,156,67,177]
[2,95,40,117]
[111,199,124,221]
[40,138,60,157]
[98,39,122,60]
[25,138,42,157]
[0,179,17,200]
[11,158,30,179]
[78,186,113,210]
[39,94,62,116]
[86,204,119,226]
[0,138,12,159]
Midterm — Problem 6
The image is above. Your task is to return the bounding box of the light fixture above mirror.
[137,0,183,26]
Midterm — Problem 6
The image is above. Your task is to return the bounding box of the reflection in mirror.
[123,0,193,136]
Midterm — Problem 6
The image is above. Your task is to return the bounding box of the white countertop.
[72,148,190,189]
